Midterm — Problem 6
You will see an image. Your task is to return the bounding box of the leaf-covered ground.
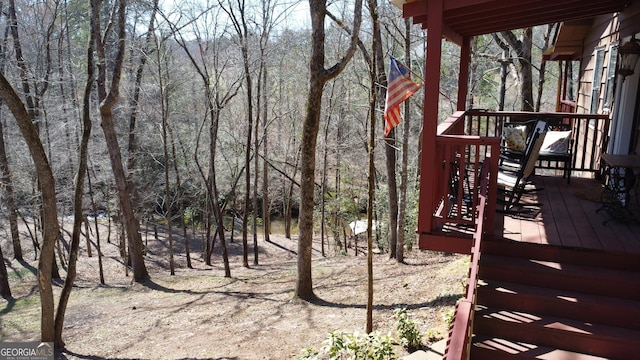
[1,223,467,359]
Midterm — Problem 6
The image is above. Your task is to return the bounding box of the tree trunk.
[261,66,270,247]
[158,44,175,276]
[366,0,378,331]
[0,70,58,343]
[499,28,534,112]
[366,62,375,335]
[296,77,324,300]
[0,109,21,261]
[0,17,20,259]
[284,146,300,240]
[385,137,398,259]
[0,13,19,266]
[92,0,149,281]
[536,24,556,112]
[54,22,96,346]
[396,19,412,264]
[86,168,105,284]
[241,50,253,269]
[125,0,159,222]
[168,119,192,269]
[520,28,534,112]
[320,117,331,256]
[0,243,10,299]
[295,0,362,301]
[101,112,149,280]
[500,50,508,111]
[0,0,23,263]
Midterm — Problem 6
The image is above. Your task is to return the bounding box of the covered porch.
[411,112,640,358]
[416,109,620,254]
[395,0,640,357]
[409,108,640,359]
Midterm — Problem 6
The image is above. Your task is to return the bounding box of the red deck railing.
[420,108,611,360]
[418,110,610,255]
[463,109,611,175]
[442,158,492,360]
[418,111,500,254]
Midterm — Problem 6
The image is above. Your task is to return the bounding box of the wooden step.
[471,336,609,360]
[476,279,640,330]
[481,238,640,271]
[478,253,640,300]
[474,306,640,359]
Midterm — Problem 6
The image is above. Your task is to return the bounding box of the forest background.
[0,0,565,353]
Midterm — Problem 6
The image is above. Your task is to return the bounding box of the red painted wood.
[471,336,609,360]
[444,300,473,360]
[475,306,640,358]
[419,233,472,254]
[481,238,640,271]
[476,280,640,330]
[416,0,444,236]
[403,0,629,37]
[478,254,640,300]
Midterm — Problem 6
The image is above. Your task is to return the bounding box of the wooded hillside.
[0,0,562,349]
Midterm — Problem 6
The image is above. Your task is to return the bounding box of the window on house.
[590,48,605,113]
[603,45,619,112]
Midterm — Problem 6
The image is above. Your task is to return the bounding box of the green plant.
[442,309,456,327]
[299,330,396,360]
[297,347,319,360]
[393,307,422,352]
[424,328,443,343]
[183,207,199,227]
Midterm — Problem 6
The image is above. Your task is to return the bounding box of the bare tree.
[165,3,241,277]
[396,19,413,264]
[91,0,149,281]
[0,3,21,262]
[0,242,10,298]
[295,0,363,301]
[535,23,558,111]
[220,0,254,269]
[86,169,106,284]
[53,10,97,346]
[0,70,58,342]
[125,0,160,225]
[495,28,535,111]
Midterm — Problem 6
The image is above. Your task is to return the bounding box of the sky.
[158,0,312,32]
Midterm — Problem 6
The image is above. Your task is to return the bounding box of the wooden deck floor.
[495,174,640,255]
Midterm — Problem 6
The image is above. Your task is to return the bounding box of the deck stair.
[470,239,640,359]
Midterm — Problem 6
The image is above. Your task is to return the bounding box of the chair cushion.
[503,126,527,151]
[541,130,571,154]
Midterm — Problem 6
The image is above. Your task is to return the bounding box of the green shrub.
[442,309,456,327]
[393,307,422,352]
[298,330,396,360]
[424,328,443,343]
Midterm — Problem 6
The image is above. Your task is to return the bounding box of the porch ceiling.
[402,0,632,42]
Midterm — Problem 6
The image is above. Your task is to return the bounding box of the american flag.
[384,55,422,136]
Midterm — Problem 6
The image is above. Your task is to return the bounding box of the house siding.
[573,3,640,159]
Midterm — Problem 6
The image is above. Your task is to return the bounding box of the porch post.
[457,36,471,111]
[417,0,443,245]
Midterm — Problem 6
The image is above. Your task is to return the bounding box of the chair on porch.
[498,122,547,210]
[499,119,546,173]
[537,123,573,183]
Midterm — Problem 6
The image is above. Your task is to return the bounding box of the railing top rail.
[437,134,501,145]
[465,109,611,119]
[438,111,467,135]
